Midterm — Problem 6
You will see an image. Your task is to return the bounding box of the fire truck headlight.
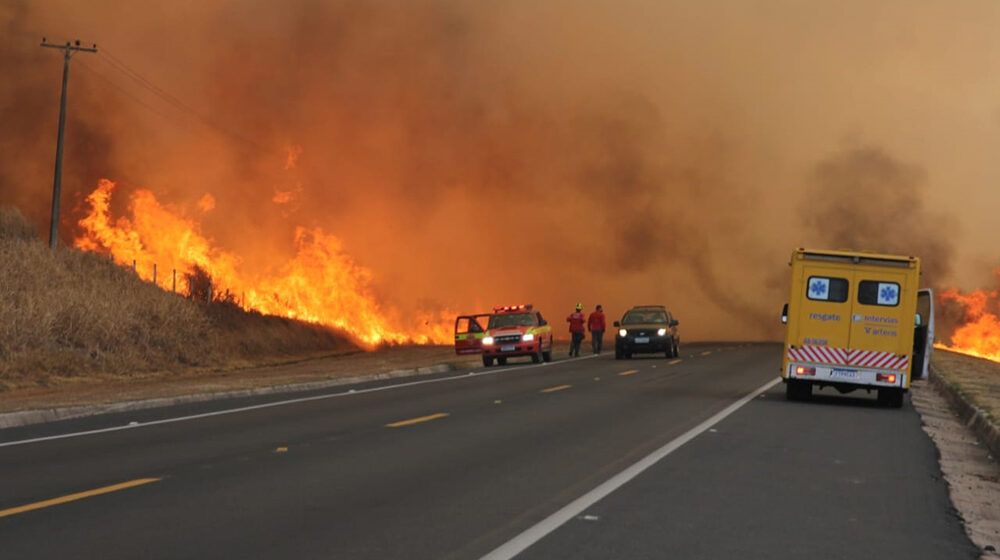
[618,329,627,337]
[482,336,494,346]
[522,333,535,342]
[657,328,667,336]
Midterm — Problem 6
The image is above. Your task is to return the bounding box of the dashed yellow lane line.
[617,369,639,376]
[0,478,161,518]
[700,351,712,356]
[540,384,572,393]
[385,412,450,428]
[668,359,683,365]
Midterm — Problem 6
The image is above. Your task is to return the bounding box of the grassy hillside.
[0,207,356,390]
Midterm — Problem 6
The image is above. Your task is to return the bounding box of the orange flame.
[934,273,1000,363]
[74,178,452,348]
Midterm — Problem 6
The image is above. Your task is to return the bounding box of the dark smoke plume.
[801,147,957,285]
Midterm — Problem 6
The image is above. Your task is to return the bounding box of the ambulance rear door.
[912,288,934,379]
[790,260,854,359]
[846,266,916,375]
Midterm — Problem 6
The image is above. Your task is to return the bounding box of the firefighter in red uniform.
[567,303,586,357]
[587,304,606,355]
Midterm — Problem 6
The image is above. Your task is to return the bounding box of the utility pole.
[41,38,97,249]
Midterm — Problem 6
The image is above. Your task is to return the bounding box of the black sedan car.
[614,305,680,359]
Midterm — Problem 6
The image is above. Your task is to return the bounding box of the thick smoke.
[800,147,957,284]
[3,1,999,342]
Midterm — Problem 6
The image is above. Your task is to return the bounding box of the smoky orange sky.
[3,0,1000,342]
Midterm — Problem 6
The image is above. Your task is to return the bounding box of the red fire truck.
[477,305,554,367]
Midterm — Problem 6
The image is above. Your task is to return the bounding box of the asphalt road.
[0,343,978,559]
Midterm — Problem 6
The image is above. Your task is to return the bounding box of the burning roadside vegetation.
[0,207,358,390]
[935,279,1000,363]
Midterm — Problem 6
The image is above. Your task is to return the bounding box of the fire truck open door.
[455,314,491,355]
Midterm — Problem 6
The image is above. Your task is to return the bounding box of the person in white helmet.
[566,303,586,357]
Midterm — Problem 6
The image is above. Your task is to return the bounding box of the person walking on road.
[588,304,606,355]
[567,303,586,357]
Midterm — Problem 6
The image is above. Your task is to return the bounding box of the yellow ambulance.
[781,249,922,408]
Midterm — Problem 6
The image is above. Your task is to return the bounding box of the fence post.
[207,281,212,303]
[132,260,136,274]
[172,269,176,292]
[153,263,157,285]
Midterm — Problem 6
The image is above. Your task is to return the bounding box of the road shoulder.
[911,376,1000,559]
[0,345,482,428]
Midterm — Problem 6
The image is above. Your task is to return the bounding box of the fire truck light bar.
[493,304,533,312]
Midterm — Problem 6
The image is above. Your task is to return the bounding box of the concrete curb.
[928,363,1000,462]
[0,363,457,430]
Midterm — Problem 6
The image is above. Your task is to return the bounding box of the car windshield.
[488,312,536,329]
[622,310,667,325]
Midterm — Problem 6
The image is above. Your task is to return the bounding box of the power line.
[77,59,189,126]
[100,49,207,122]
[93,47,266,152]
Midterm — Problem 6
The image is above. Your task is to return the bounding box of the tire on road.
[482,356,493,367]
[497,357,507,366]
[878,388,904,408]
[785,379,811,401]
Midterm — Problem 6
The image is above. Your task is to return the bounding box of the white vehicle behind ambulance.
[781,248,927,408]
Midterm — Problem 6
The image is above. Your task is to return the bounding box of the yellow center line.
[700,351,712,356]
[540,384,572,393]
[617,369,639,376]
[385,412,450,428]
[0,478,161,519]
[668,359,683,365]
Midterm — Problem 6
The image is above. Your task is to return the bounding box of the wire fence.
[120,256,247,309]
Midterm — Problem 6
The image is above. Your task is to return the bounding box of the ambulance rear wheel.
[497,357,507,366]
[786,379,811,401]
[542,340,552,362]
[482,356,494,367]
[878,388,904,408]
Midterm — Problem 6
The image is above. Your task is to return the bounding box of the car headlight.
[522,333,535,342]
[482,336,494,345]
[657,328,667,336]
[618,329,627,337]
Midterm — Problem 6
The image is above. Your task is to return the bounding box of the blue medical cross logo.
[880,285,897,302]
[810,280,827,297]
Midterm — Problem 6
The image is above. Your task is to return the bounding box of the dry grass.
[0,207,356,391]
[932,349,1000,425]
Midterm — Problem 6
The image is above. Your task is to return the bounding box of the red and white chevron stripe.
[787,345,848,364]
[787,345,909,371]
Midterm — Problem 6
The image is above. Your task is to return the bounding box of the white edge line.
[480,376,782,560]
[0,352,603,448]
